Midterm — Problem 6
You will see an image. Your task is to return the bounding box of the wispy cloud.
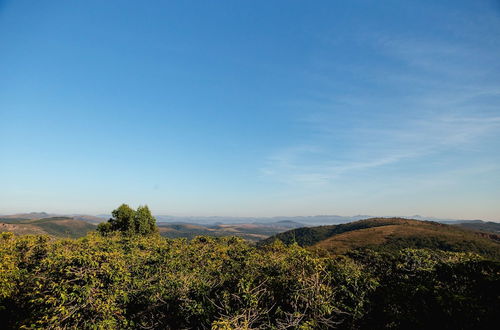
[262,113,500,187]
[262,24,500,187]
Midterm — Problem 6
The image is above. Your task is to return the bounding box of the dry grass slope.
[263,218,500,259]
[0,217,96,238]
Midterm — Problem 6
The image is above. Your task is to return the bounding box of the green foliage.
[2,216,498,328]
[368,234,500,259]
[134,205,158,235]
[349,249,500,329]
[97,204,158,236]
[0,233,380,329]
[0,225,499,329]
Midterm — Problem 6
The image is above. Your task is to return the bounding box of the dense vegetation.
[1,213,499,329]
[453,220,500,234]
[97,204,158,236]
[0,231,498,329]
[261,218,500,259]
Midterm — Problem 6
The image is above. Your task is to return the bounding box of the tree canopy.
[97,204,158,235]
[0,232,498,329]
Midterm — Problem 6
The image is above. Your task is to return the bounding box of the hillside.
[0,214,312,241]
[1,207,499,329]
[0,217,96,238]
[158,221,304,241]
[0,213,105,223]
[261,218,500,259]
[452,220,500,234]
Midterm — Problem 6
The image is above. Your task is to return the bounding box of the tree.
[97,204,158,235]
[134,205,158,235]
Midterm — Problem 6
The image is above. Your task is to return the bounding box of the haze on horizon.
[1,1,500,221]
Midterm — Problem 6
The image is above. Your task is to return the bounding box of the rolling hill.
[451,220,500,234]
[158,221,305,241]
[260,218,500,259]
[0,213,304,241]
[0,212,105,224]
[0,217,96,238]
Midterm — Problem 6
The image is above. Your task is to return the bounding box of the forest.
[0,205,498,329]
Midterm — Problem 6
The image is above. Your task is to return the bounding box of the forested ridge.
[0,208,499,329]
[260,218,500,259]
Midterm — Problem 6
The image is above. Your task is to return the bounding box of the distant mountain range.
[0,212,105,224]
[154,214,500,226]
[153,215,372,225]
[1,212,499,240]
[3,212,497,226]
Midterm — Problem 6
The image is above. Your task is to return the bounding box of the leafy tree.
[134,205,158,235]
[97,204,157,236]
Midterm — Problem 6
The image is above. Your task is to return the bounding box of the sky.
[1,1,500,220]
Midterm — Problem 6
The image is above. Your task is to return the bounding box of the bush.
[0,233,498,329]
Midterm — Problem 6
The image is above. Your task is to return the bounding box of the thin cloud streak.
[263,113,500,187]
[262,22,500,187]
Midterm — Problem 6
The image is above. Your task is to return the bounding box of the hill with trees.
[451,220,500,234]
[157,221,305,241]
[260,218,500,259]
[0,217,96,238]
[1,209,499,329]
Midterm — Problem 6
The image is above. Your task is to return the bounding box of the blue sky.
[1,1,500,220]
